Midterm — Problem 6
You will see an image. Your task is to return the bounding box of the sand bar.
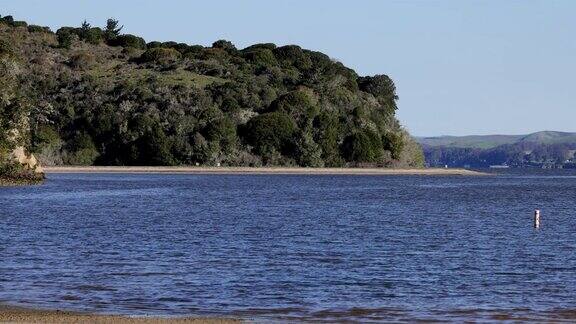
[43,166,486,176]
[0,305,239,323]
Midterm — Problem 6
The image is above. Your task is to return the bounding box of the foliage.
[212,39,237,53]
[383,132,404,160]
[108,34,146,49]
[27,25,51,33]
[358,74,398,112]
[242,48,278,67]
[139,47,182,64]
[104,18,123,40]
[69,51,96,70]
[0,14,424,168]
[65,133,99,165]
[56,28,73,49]
[242,112,297,158]
[341,130,384,163]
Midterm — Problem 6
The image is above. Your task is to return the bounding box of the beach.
[0,305,239,323]
[43,166,486,176]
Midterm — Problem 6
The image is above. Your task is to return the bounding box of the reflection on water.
[1,170,576,321]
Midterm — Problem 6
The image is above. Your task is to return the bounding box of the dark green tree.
[212,39,237,53]
[242,112,297,157]
[383,132,404,160]
[56,28,73,49]
[341,130,384,163]
[358,74,399,113]
[104,18,123,41]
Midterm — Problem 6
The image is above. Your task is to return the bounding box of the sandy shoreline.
[0,305,239,323]
[43,166,486,176]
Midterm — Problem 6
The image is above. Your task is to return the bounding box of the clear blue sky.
[2,0,575,136]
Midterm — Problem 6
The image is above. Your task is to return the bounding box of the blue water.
[1,170,576,322]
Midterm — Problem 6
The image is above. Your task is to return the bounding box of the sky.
[2,0,575,136]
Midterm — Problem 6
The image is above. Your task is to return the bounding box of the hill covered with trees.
[419,131,576,168]
[0,14,424,169]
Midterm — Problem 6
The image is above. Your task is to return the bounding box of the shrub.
[147,41,163,48]
[108,34,146,49]
[358,74,398,112]
[27,25,51,33]
[56,28,74,49]
[242,43,277,51]
[172,43,191,53]
[383,132,404,160]
[182,45,204,59]
[138,47,182,64]
[11,21,27,28]
[135,125,175,166]
[68,51,96,70]
[161,41,178,48]
[0,15,14,25]
[212,39,237,53]
[242,48,277,67]
[204,117,237,152]
[269,88,318,128]
[198,47,229,61]
[84,27,103,45]
[273,45,312,70]
[313,112,343,166]
[341,129,384,163]
[65,133,99,165]
[242,112,296,156]
[0,39,14,58]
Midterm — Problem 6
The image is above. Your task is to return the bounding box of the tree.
[296,131,324,167]
[383,132,404,160]
[64,133,99,165]
[204,117,237,152]
[212,40,237,53]
[273,45,312,70]
[341,130,384,163]
[56,28,73,49]
[68,51,96,70]
[104,18,123,41]
[85,28,103,45]
[108,34,146,49]
[313,112,343,166]
[135,125,175,166]
[80,20,91,39]
[242,48,278,67]
[139,48,182,64]
[358,74,399,113]
[242,112,296,157]
[268,88,318,129]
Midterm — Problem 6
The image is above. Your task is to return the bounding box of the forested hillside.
[0,14,424,168]
[420,131,576,168]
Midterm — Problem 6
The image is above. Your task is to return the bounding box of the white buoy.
[534,209,541,229]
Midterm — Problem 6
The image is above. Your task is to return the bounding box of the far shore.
[43,166,487,176]
[0,305,238,323]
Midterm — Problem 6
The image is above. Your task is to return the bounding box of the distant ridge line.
[416,131,576,149]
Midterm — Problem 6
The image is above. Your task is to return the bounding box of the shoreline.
[43,166,487,176]
[0,305,238,323]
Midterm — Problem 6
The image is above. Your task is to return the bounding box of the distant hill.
[417,131,576,168]
[517,131,576,145]
[417,131,576,149]
[417,135,522,149]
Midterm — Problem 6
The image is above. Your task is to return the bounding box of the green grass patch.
[88,63,226,89]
